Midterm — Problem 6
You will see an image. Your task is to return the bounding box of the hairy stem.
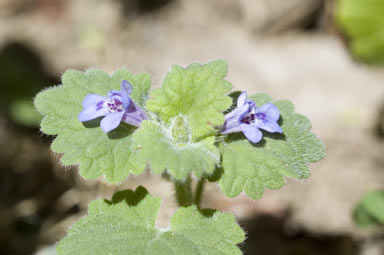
[194,177,206,207]
[174,175,193,207]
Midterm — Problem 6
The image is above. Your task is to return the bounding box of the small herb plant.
[34,60,325,255]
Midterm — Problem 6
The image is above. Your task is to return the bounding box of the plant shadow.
[105,186,149,206]
[82,118,135,140]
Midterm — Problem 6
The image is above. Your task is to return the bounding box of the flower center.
[241,112,266,125]
[104,97,124,113]
[241,113,255,124]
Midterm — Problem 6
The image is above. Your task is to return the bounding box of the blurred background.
[0,0,384,254]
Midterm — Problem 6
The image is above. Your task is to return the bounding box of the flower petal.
[120,80,132,109]
[81,94,107,108]
[224,104,250,122]
[256,103,280,121]
[122,103,149,127]
[237,91,247,107]
[100,111,124,133]
[256,119,283,133]
[123,114,144,127]
[221,121,242,134]
[246,100,256,108]
[240,124,263,143]
[121,80,132,95]
[78,105,107,122]
[107,90,121,98]
[221,104,250,134]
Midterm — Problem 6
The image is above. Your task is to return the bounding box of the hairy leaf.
[131,120,220,179]
[34,68,151,183]
[219,93,325,199]
[146,60,232,140]
[57,186,245,255]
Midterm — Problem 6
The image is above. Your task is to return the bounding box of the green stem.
[174,175,193,207]
[194,177,206,207]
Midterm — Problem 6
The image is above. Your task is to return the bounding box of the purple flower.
[221,91,282,143]
[78,80,148,133]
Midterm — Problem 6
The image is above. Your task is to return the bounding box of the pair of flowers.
[78,81,282,143]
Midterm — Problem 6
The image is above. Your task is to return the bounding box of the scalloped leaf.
[131,120,220,179]
[146,60,232,140]
[219,93,325,199]
[335,0,384,64]
[57,186,245,255]
[34,68,151,183]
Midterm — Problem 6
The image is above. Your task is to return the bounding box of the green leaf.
[131,120,220,179]
[145,60,232,140]
[335,0,384,64]
[9,99,42,127]
[353,190,384,227]
[34,68,151,183]
[57,186,245,255]
[219,93,325,199]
